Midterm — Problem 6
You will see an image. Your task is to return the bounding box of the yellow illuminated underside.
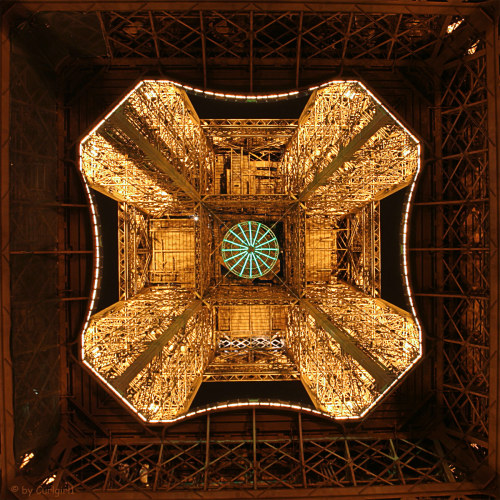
[80,79,421,422]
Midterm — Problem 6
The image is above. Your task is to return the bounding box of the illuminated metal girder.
[286,306,380,416]
[335,202,381,296]
[118,203,151,300]
[108,110,202,203]
[80,81,214,214]
[81,132,186,216]
[83,288,215,420]
[300,298,394,390]
[112,299,203,392]
[298,107,390,201]
[205,336,299,382]
[202,118,298,161]
[307,282,421,376]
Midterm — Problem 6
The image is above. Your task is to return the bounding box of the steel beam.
[112,299,202,392]
[299,298,394,389]
[298,107,390,201]
[0,13,16,499]
[108,110,202,203]
[16,1,491,15]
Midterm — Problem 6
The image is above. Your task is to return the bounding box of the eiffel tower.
[80,80,421,422]
[1,2,498,498]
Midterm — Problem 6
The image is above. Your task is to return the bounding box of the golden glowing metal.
[80,80,422,422]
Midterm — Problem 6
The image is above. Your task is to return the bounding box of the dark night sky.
[92,93,409,408]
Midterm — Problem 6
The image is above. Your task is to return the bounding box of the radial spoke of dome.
[222,249,247,261]
[254,252,271,270]
[255,249,277,258]
[253,254,262,275]
[228,228,249,247]
[300,298,394,390]
[239,224,251,245]
[108,109,202,203]
[252,222,262,245]
[229,252,249,273]
[298,107,390,202]
[255,227,272,244]
[112,299,203,393]
[240,253,251,276]
[256,238,276,248]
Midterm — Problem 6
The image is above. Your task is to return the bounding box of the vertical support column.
[298,412,307,487]
[295,12,303,89]
[433,81,445,412]
[204,413,210,489]
[252,408,257,489]
[57,90,69,425]
[153,443,163,491]
[249,11,254,93]
[200,12,207,90]
[486,8,500,479]
[0,12,16,497]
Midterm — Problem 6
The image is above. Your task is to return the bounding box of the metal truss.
[24,6,484,92]
[118,203,151,299]
[335,202,381,296]
[286,305,380,415]
[81,131,189,216]
[83,288,215,421]
[202,118,297,161]
[81,78,420,420]
[283,81,419,218]
[3,2,499,499]
[207,301,296,382]
[205,336,299,382]
[307,282,420,378]
[412,50,491,452]
[37,408,492,498]
[207,285,294,306]
[304,202,381,295]
[284,204,306,293]
[121,81,214,193]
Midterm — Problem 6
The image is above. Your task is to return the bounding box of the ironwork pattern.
[79,79,420,421]
[37,409,491,497]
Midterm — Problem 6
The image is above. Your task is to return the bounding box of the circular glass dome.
[221,221,279,279]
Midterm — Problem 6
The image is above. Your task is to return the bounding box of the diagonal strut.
[300,298,394,390]
[108,109,202,203]
[112,299,203,393]
[298,107,390,201]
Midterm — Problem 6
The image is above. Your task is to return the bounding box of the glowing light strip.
[147,400,339,424]
[78,145,103,362]
[140,79,301,102]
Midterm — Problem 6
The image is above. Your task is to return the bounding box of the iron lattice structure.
[1,2,499,499]
[79,79,421,422]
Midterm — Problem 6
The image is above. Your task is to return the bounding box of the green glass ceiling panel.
[221,221,279,279]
